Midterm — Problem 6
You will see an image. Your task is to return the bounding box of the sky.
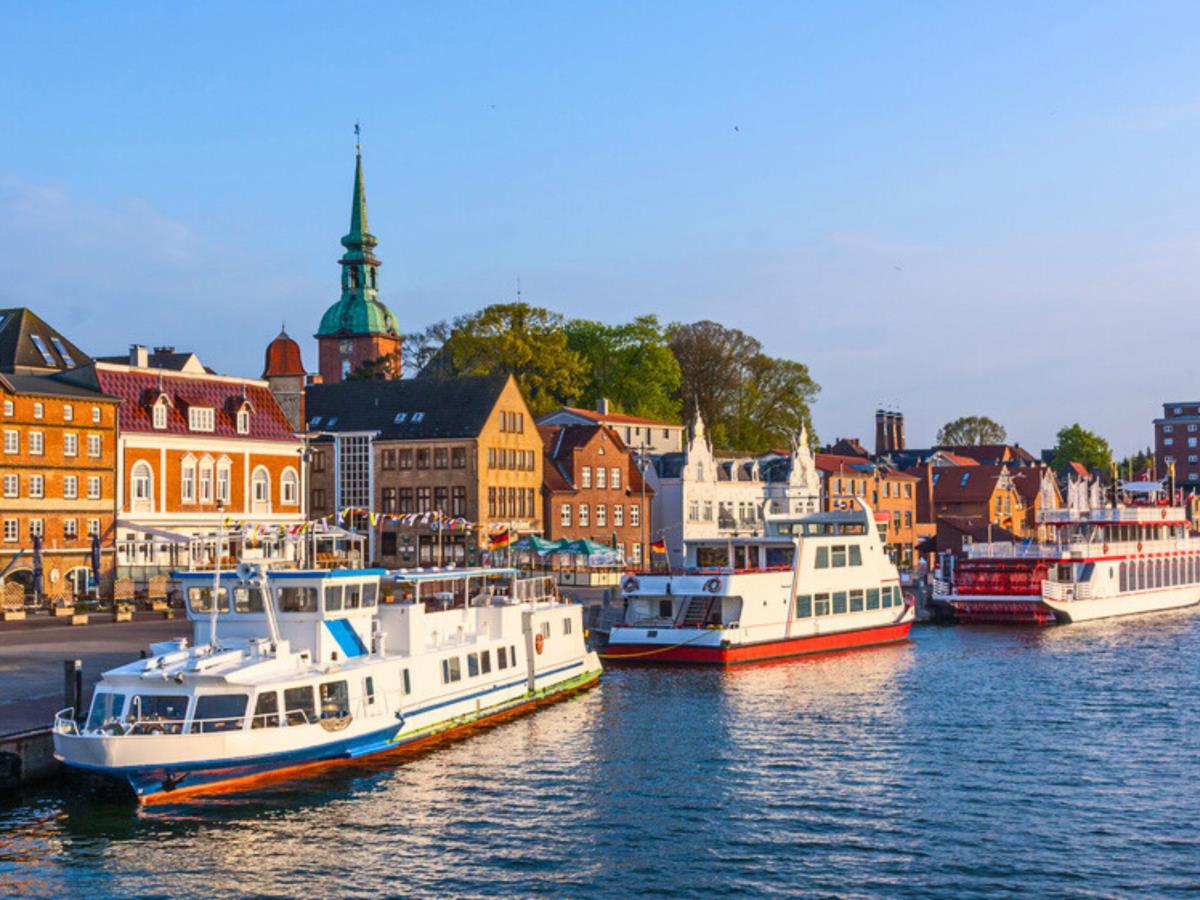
[2,2,1199,456]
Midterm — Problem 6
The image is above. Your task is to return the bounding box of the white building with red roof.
[537,399,685,455]
[61,345,305,578]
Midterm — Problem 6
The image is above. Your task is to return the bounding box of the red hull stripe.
[602,622,913,665]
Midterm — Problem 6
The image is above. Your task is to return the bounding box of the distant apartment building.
[539,424,654,566]
[1154,401,1200,487]
[538,399,685,456]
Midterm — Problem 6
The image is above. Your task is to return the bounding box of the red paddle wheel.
[949,559,1055,625]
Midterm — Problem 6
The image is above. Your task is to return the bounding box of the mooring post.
[64,659,83,718]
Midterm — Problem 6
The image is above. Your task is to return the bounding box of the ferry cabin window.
[833,591,848,614]
[867,588,880,610]
[831,546,848,568]
[815,547,830,569]
[402,668,412,695]
[86,692,126,731]
[658,599,672,618]
[344,585,361,610]
[849,545,863,566]
[187,586,228,614]
[497,647,508,669]
[882,587,895,608]
[233,587,265,613]
[539,622,551,640]
[284,686,316,725]
[252,691,280,728]
[362,583,378,607]
[480,650,492,674]
[325,585,344,612]
[814,593,831,616]
[563,617,573,635]
[795,595,812,618]
[279,586,319,613]
[192,694,249,733]
[320,681,350,719]
[129,694,188,734]
[510,645,518,665]
[442,657,462,684]
[468,653,480,677]
[850,590,864,612]
[364,677,375,705]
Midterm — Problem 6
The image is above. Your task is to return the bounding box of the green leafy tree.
[936,415,1007,446]
[667,320,819,452]
[345,351,402,381]
[1117,447,1155,480]
[1051,423,1112,473]
[564,315,682,421]
[414,302,587,416]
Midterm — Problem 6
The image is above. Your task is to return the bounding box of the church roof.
[263,327,306,377]
[0,307,91,373]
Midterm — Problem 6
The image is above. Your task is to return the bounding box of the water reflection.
[2,621,1199,896]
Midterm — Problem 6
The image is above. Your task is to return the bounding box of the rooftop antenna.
[516,275,522,301]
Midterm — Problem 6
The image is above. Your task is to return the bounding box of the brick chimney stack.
[875,410,906,455]
[875,410,888,456]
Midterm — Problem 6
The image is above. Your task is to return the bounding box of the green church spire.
[317,131,400,339]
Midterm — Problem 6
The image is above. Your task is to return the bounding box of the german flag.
[650,539,667,555]
[490,529,512,550]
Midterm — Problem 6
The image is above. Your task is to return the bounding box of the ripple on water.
[2,613,1200,896]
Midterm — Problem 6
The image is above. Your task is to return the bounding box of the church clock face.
[339,340,354,355]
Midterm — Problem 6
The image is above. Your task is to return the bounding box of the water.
[3,613,1199,898]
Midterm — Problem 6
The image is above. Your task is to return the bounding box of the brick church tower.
[315,142,402,383]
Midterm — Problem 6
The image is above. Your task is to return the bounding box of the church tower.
[315,141,402,383]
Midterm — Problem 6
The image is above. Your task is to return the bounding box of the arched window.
[131,462,154,512]
[349,267,360,289]
[1119,563,1127,592]
[251,466,271,513]
[181,454,197,503]
[281,467,298,505]
[369,268,376,288]
[237,408,250,435]
[153,398,168,430]
[1138,561,1146,591]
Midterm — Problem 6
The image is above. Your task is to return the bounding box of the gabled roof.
[937,444,1038,466]
[1009,466,1055,504]
[931,464,1012,503]
[538,423,652,496]
[0,308,91,373]
[306,374,511,440]
[0,371,115,400]
[91,365,294,441]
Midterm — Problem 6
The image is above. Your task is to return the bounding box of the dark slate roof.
[0,371,115,400]
[92,365,295,441]
[0,308,91,373]
[653,452,687,479]
[305,375,510,440]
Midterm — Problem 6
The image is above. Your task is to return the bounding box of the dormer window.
[394,412,407,424]
[153,400,168,430]
[411,412,425,422]
[237,408,250,434]
[189,407,215,432]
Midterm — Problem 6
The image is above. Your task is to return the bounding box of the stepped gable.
[94,367,294,440]
[305,374,510,440]
[0,307,91,372]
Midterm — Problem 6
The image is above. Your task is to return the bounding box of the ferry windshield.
[85,692,125,731]
[278,586,318,613]
[187,587,229,614]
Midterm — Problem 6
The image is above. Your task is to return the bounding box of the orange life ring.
[1103,543,1109,554]
[534,633,545,655]
[1137,542,1143,553]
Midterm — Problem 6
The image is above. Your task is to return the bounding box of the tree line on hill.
[348,302,819,454]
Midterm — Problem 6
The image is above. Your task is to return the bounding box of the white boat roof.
[388,566,520,582]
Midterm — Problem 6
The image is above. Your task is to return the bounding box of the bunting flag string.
[213,505,499,545]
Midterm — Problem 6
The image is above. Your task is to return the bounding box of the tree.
[936,416,1007,446]
[413,303,587,416]
[403,320,453,376]
[1050,423,1112,472]
[564,315,682,421]
[667,320,819,452]
[345,351,402,381]
[1117,447,1155,480]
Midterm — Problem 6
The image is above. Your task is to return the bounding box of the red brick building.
[1154,401,1200,487]
[539,424,654,566]
[815,453,920,568]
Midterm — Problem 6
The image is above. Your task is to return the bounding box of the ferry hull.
[57,669,602,804]
[1041,587,1200,623]
[602,620,912,665]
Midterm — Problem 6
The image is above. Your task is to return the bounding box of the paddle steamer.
[604,499,914,664]
[53,564,600,802]
[933,481,1200,624]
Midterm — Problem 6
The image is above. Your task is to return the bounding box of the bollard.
[64,659,83,717]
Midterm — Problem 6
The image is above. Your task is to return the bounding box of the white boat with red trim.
[604,500,913,665]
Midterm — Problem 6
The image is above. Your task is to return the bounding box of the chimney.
[875,410,887,456]
[129,344,148,368]
[892,411,906,451]
[597,397,611,416]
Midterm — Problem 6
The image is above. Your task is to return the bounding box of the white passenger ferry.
[605,500,914,664]
[52,564,601,803]
[933,481,1200,624]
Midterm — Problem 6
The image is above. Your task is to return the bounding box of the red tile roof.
[538,423,652,496]
[262,329,306,377]
[558,406,680,428]
[814,453,920,479]
[932,464,1010,503]
[94,366,297,442]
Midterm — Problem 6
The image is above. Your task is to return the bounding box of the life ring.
[1137,542,1143,553]
[535,633,545,655]
[622,576,640,593]
[1102,543,1109,554]
[703,577,722,593]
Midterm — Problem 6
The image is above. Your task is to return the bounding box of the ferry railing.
[54,708,79,736]
[967,538,1189,560]
[1041,580,1093,602]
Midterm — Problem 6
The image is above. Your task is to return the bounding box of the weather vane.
[355,121,361,153]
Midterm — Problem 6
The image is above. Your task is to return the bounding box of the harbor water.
[2,612,1198,897]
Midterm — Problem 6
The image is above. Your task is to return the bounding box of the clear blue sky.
[3,2,1199,455]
